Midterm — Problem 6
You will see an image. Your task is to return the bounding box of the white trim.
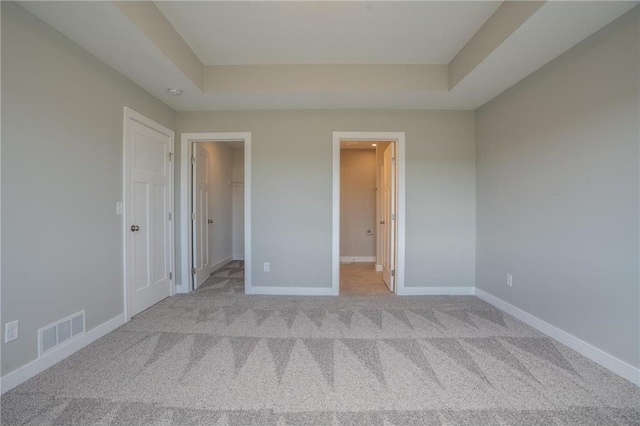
[123,107,175,322]
[475,288,640,386]
[246,286,334,296]
[179,132,252,294]
[395,136,406,295]
[333,132,406,296]
[332,134,340,296]
[1,313,126,394]
[244,136,252,294]
[398,286,476,296]
[210,256,233,274]
[375,264,383,272]
[340,256,376,263]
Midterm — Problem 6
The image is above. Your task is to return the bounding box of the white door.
[126,114,173,317]
[192,144,210,288]
[382,144,396,292]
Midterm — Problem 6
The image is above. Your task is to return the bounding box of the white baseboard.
[209,256,233,274]
[398,286,475,296]
[340,256,376,263]
[375,264,383,272]
[474,288,640,386]
[233,256,245,261]
[1,313,126,394]
[246,286,334,296]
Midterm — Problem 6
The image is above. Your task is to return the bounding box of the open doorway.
[339,141,388,294]
[192,141,245,289]
[179,133,251,294]
[332,132,406,296]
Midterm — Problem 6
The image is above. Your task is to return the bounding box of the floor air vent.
[38,311,85,356]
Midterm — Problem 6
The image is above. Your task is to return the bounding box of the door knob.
[130,225,140,232]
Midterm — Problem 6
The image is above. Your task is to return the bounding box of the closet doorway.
[179,133,252,294]
[191,141,245,289]
[332,132,406,295]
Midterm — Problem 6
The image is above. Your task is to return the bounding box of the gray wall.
[476,8,639,368]
[231,148,245,260]
[1,3,175,376]
[176,110,476,290]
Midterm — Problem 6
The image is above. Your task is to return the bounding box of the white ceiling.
[19,1,639,111]
[155,1,502,65]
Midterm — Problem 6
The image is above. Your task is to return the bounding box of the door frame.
[332,131,406,296]
[123,107,175,322]
[178,132,252,294]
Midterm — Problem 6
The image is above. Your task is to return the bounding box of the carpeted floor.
[340,263,390,295]
[2,261,640,425]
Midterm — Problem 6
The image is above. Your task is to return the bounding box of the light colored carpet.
[340,262,390,295]
[2,261,640,425]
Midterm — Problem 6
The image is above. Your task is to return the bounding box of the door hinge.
[392,157,396,165]
[191,267,196,275]
[168,152,173,161]
[168,212,172,221]
[169,272,172,280]
[191,212,196,220]
[191,156,196,164]
[391,269,395,277]
[391,213,396,221]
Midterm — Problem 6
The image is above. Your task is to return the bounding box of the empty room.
[2,1,639,424]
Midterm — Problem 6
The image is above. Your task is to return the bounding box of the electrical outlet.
[263,262,270,272]
[506,274,513,287]
[5,320,19,343]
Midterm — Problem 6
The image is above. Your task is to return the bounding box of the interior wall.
[340,149,377,259]
[201,142,233,270]
[1,2,175,377]
[475,8,639,368]
[175,110,476,290]
[231,148,245,260]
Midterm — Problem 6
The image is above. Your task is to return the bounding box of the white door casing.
[381,144,396,292]
[124,108,174,320]
[332,131,405,296]
[192,144,210,288]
